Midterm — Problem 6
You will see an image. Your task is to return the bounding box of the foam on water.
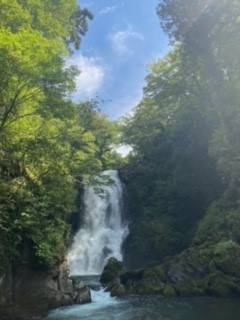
[47,289,120,320]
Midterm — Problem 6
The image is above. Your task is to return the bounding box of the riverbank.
[0,261,91,320]
[47,294,240,320]
[101,240,240,298]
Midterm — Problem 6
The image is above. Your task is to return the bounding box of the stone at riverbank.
[100,257,125,286]
[101,241,240,298]
[100,257,126,297]
[0,260,91,320]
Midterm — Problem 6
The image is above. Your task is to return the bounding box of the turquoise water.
[47,292,240,320]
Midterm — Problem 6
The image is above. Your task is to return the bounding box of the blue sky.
[72,0,169,119]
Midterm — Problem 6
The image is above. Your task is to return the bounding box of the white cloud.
[99,1,126,15]
[109,28,144,56]
[99,2,125,15]
[67,55,105,100]
[99,5,117,15]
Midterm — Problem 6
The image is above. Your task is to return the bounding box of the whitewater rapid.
[68,170,128,276]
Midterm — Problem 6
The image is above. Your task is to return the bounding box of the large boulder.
[121,267,166,295]
[100,257,125,286]
[72,279,91,304]
[112,241,240,298]
[107,278,126,297]
[100,257,126,297]
[0,260,91,320]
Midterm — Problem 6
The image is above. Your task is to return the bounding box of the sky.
[72,0,169,119]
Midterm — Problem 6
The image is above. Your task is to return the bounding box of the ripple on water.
[47,293,240,320]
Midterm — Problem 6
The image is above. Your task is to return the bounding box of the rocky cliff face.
[102,241,240,299]
[0,260,91,320]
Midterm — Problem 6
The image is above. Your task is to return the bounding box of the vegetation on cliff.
[1,0,240,307]
[0,0,121,274]
[122,0,240,269]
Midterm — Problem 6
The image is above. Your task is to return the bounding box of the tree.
[158,0,240,207]
[0,1,116,272]
[121,0,240,266]
[122,46,223,267]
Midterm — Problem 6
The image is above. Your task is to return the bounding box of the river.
[47,291,240,320]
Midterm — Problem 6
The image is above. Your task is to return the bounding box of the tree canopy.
[0,0,119,272]
[122,0,240,268]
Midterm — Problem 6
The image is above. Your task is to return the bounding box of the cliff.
[102,241,240,298]
[0,260,91,320]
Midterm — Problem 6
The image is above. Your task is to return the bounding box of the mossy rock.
[120,241,240,298]
[126,281,164,295]
[120,269,144,285]
[143,265,166,282]
[176,279,207,297]
[208,260,217,273]
[213,241,240,277]
[139,280,164,295]
[122,269,165,295]
[100,258,124,286]
[110,283,126,297]
[163,284,177,298]
[207,272,239,296]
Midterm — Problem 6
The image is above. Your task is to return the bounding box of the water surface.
[47,291,240,320]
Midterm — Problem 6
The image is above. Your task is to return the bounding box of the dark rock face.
[0,260,91,320]
[100,257,125,286]
[107,278,126,297]
[0,268,13,308]
[101,241,240,298]
[100,257,126,297]
[120,267,167,295]
[72,278,91,304]
[162,241,240,297]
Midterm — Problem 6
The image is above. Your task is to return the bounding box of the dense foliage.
[0,0,120,272]
[1,0,240,280]
[122,0,240,268]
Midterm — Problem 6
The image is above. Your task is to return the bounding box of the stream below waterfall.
[47,290,240,320]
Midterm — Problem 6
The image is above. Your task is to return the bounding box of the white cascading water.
[68,170,128,276]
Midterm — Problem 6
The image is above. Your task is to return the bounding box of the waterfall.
[68,170,128,276]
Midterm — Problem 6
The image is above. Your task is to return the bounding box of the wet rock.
[100,257,125,286]
[72,278,86,290]
[108,278,126,297]
[0,259,91,319]
[100,257,127,297]
[163,284,177,298]
[74,286,91,304]
[114,241,240,297]
[121,269,165,295]
[213,240,240,277]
